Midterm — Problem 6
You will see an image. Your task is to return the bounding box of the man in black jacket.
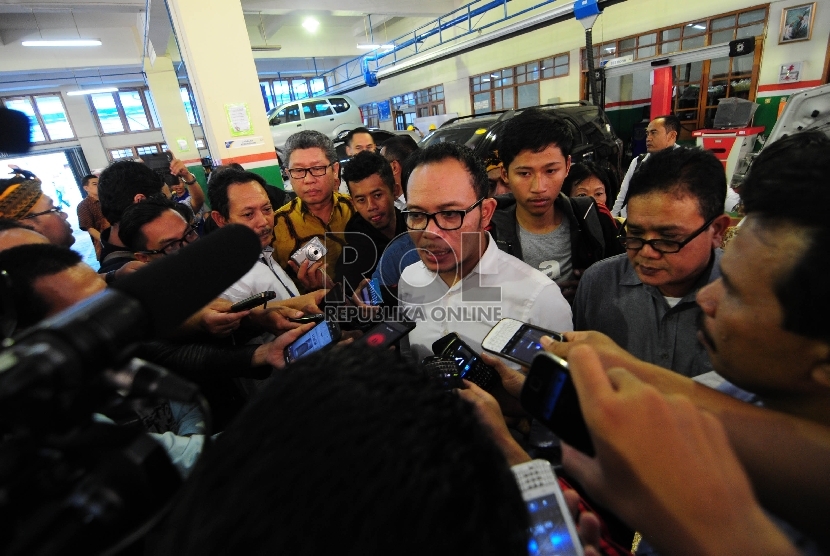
[489,108,623,303]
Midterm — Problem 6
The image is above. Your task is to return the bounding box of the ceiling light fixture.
[302,17,319,32]
[23,39,102,46]
[66,86,118,96]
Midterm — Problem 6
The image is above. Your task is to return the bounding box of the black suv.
[419,102,623,181]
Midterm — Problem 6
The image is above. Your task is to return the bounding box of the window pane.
[309,78,326,96]
[732,54,754,75]
[684,22,707,36]
[195,139,205,148]
[662,28,681,41]
[329,97,350,113]
[638,33,656,46]
[33,96,73,140]
[91,93,124,134]
[675,61,703,83]
[541,58,554,79]
[4,98,46,142]
[710,58,730,79]
[711,29,734,45]
[661,40,680,54]
[260,81,275,111]
[737,24,764,39]
[619,38,636,50]
[554,64,568,77]
[637,45,656,58]
[110,148,133,160]
[274,81,292,105]
[502,87,514,109]
[136,145,159,156]
[517,83,539,108]
[738,9,765,25]
[119,91,150,132]
[292,79,309,100]
[712,15,736,30]
[180,87,197,126]
[682,35,705,49]
[473,92,491,114]
[285,105,301,122]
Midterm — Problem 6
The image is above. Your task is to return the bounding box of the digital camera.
[291,237,327,265]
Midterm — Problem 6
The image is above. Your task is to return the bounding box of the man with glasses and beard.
[572,147,731,377]
[398,142,571,361]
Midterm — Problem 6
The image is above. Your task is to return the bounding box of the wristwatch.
[183,175,197,185]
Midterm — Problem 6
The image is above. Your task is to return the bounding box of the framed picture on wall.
[779,3,816,44]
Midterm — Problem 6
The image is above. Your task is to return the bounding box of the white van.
[268,95,363,151]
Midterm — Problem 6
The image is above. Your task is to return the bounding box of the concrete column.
[144,55,204,186]
[60,86,109,171]
[165,0,283,187]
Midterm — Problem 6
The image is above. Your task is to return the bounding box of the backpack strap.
[568,196,607,266]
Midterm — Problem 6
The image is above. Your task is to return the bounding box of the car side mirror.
[271,118,281,126]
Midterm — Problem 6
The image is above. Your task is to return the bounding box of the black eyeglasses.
[138,225,199,256]
[402,198,485,231]
[619,216,717,254]
[287,164,333,179]
[21,207,64,220]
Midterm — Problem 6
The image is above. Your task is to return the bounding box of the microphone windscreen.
[112,224,261,337]
[0,108,32,154]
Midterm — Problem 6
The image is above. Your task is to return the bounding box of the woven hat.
[0,176,43,220]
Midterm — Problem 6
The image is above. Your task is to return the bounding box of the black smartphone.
[359,277,383,306]
[353,319,416,349]
[283,320,342,364]
[482,318,566,367]
[432,333,499,392]
[141,152,179,186]
[520,352,594,456]
[229,291,277,312]
[421,355,464,391]
[288,313,325,324]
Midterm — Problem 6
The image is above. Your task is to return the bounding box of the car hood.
[766,82,830,145]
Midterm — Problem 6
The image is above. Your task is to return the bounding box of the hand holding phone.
[482,318,565,367]
[353,320,416,349]
[229,291,277,312]
[284,320,342,364]
[520,352,594,456]
[432,333,500,393]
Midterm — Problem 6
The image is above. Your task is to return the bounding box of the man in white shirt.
[398,142,572,361]
[611,114,680,217]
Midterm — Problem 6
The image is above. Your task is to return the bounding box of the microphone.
[0,224,261,426]
[0,108,32,154]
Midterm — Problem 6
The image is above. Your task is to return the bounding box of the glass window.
[682,35,705,49]
[274,80,292,106]
[661,28,681,41]
[712,15,735,30]
[517,83,539,108]
[180,87,198,126]
[284,104,301,123]
[637,45,656,59]
[329,97,350,113]
[91,93,125,134]
[732,54,754,75]
[110,148,134,160]
[119,91,150,132]
[292,79,309,100]
[554,55,569,76]
[4,98,45,142]
[738,9,765,25]
[34,96,73,141]
[661,40,680,54]
[710,58,730,79]
[737,24,764,39]
[473,92,491,114]
[684,21,708,36]
[638,33,656,46]
[619,38,636,51]
[135,144,159,156]
[711,29,734,45]
[302,101,332,118]
[309,78,326,96]
[261,81,275,112]
[195,139,206,148]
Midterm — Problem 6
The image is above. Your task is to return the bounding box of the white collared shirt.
[399,232,572,362]
[220,247,300,304]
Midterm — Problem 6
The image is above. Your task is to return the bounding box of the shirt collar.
[620,248,723,302]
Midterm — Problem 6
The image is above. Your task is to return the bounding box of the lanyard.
[259,255,296,298]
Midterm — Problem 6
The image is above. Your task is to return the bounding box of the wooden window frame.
[469,52,570,113]
[89,88,160,136]
[1,93,76,144]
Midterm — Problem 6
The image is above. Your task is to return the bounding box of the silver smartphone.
[482,318,565,367]
[511,459,584,556]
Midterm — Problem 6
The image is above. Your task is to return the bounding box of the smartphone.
[288,313,325,324]
[353,319,416,349]
[482,318,566,367]
[141,152,179,186]
[520,352,594,456]
[283,320,342,364]
[511,460,584,556]
[432,333,499,392]
[359,277,383,306]
[420,355,464,391]
[229,291,277,312]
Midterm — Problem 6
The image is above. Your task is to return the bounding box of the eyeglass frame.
[286,164,334,180]
[402,198,486,231]
[618,216,718,254]
[137,224,199,256]
[21,207,64,220]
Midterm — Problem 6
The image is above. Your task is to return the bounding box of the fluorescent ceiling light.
[302,18,319,32]
[66,87,118,96]
[23,39,102,47]
[252,45,282,52]
[357,43,394,50]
